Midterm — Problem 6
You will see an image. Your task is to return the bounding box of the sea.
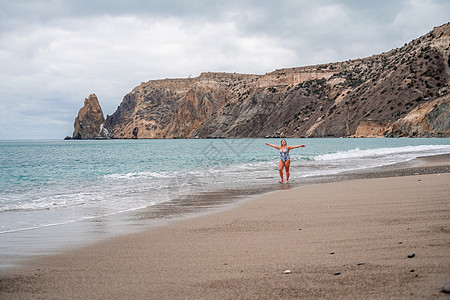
[1,138,449,269]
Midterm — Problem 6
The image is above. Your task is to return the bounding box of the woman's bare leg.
[285,160,291,183]
[278,160,285,182]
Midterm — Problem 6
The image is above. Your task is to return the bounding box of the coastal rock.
[72,94,113,139]
[106,78,195,138]
[97,23,450,139]
[384,94,450,137]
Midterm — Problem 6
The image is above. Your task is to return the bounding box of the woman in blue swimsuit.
[265,139,305,183]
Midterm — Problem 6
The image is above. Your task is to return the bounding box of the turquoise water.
[0,138,449,267]
[1,138,450,233]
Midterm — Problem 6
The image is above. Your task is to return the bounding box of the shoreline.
[1,154,450,298]
[122,153,450,222]
[1,152,446,272]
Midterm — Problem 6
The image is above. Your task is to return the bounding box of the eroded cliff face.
[72,94,113,139]
[97,23,450,138]
[106,78,195,138]
[384,93,449,137]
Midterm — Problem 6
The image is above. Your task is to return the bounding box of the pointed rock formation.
[72,94,113,139]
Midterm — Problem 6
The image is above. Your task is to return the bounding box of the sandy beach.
[1,156,450,299]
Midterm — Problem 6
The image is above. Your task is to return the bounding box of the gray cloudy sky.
[0,0,448,139]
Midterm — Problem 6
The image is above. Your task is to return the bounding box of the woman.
[266,139,305,183]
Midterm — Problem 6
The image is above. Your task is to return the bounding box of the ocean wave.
[0,181,173,213]
[104,171,172,180]
[314,145,450,161]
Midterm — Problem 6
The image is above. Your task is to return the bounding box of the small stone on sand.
[283,270,292,274]
[333,271,341,275]
[408,253,415,258]
[357,262,366,265]
[441,284,450,294]
[330,252,335,255]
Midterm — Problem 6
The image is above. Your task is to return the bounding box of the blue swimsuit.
[280,147,290,163]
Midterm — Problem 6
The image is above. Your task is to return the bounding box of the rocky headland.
[71,23,449,139]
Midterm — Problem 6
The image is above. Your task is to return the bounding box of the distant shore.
[1,154,449,299]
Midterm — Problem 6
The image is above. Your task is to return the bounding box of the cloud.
[0,0,449,139]
[393,0,450,37]
[0,13,296,138]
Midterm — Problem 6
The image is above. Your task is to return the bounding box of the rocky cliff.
[72,94,113,139]
[76,23,450,139]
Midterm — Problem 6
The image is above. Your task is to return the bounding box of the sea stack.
[72,94,113,139]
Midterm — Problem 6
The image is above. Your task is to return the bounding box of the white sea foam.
[314,145,450,161]
[0,180,172,213]
[104,171,172,180]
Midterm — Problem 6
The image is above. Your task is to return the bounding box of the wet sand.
[1,155,450,299]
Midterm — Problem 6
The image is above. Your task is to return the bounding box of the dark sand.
[1,155,449,299]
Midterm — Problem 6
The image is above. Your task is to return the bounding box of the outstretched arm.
[288,145,305,150]
[265,143,281,150]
